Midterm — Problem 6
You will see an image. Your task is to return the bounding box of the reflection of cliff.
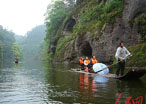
[46,0,146,63]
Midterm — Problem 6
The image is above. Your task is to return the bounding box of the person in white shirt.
[115,42,132,77]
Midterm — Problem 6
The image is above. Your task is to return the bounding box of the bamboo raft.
[71,68,146,80]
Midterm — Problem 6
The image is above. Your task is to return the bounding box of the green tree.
[12,43,23,60]
[45,0,67,39]
[44,0,68,61]
[0,25,22,64]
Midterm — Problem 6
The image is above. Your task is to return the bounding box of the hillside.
[44,0,146,66]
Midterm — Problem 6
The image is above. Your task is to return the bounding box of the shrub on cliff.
[127,43,146,67]
[72,0,124,37]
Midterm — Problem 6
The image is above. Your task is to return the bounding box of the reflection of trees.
[43,63,80,103]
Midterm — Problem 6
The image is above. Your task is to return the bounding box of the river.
[0,61,146,104]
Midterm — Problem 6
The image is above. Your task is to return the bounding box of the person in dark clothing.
[15,57,19,64]
[116,60,125,76]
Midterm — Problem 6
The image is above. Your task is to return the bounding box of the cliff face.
[50,0,146,63]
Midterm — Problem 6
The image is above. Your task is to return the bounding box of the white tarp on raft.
[93,63,109,75]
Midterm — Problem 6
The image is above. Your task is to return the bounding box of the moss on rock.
[129,13,146,42]
[72,0,124,38]
[137,13,146,41]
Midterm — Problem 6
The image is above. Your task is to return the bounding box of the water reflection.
[114,79,146,104]
[78,73,112,103]
[0,61,145,104]
[93,75,109,83]
[0,61,55,104]
[78,73,94,103]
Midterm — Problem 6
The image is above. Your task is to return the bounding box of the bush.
[56,36,72,53]
[126,43,146,67]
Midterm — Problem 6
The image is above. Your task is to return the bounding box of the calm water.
[0,61,146,104]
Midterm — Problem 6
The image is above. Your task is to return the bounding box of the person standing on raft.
[115,42,132,77]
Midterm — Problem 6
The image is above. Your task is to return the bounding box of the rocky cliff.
[47,0,146,64]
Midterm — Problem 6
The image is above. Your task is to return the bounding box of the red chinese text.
[115,93,146,104]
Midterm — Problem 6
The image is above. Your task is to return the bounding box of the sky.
[0,0,52,36]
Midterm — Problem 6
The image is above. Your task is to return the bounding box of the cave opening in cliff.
[65,18,76,32]
[81,42,92,57]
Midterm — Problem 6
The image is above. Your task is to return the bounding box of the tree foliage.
[12,43,23,59]
[45,0,67,39]
[0,25,22,64]
[44,0,70,60]
[44,0,92,61]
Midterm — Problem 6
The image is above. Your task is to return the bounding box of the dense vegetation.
[127,42,146,67]
[72,0,123,37]
[44,0,71,61]
[0,25,23,65]
[44,0,124,62]
[44,0,146,67]
[16,25,46,61]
